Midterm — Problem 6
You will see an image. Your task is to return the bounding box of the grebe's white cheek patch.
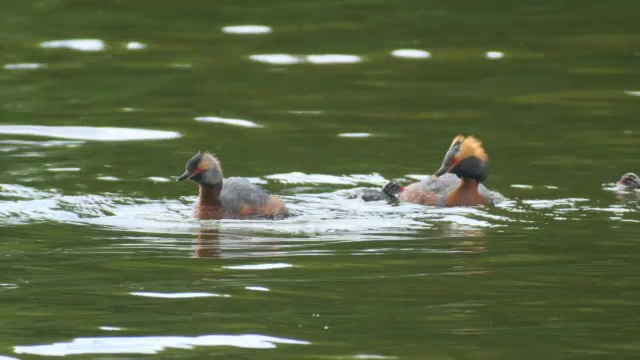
[195,116,263,128]
[391,49,432,59]
[0,126,181,141]
[222,25,272,34]
[40,39,105,51]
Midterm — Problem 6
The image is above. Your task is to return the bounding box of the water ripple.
[195,116,262,128]
[126,41,147,50]
[391,49,431,59]
[249,54,362,65]
[3,63,46,70]
[1,173,637,248]
[224,263,293,270]
[0,126,180,141]
[15,334,310,356]
[485,51,505,59]
[222,25,272,34]
[266,173,386,185]
[40,39,105,51]
[130,292,230,298]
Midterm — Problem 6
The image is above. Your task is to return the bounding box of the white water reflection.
[126,41,147,50]
[195,116,262,128]
[485,51,505,59]
[338,133,372,138]
[15,334,309,356]
[0,139,82,147]
[47,167,80,172]
[147,176,170,183]
[225,263,292,270]
[355,355,399,360]
[100,326,123,331]
[266,172,386,185]
[249,54,362,65]
[130,292,230,298]
[0,126,180,141]
[246,286,270,291]
[305,54,362,64]
[2,172,636,246]
[522,198,589,209]
[249,54,302,65]
[511,184,533,189]
[170,63,193,69]
[40,39,105,51]
[3,63,46,70]
[223,25,272,34]
[97,176,120,181]
[391,49,431,59]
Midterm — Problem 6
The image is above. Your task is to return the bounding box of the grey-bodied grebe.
[177,152,288,219]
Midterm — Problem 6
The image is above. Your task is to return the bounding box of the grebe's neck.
[195,181,223,219]
[199,181,222,205]
[446,178,486,207]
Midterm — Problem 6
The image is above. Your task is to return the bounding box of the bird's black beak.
[433,165,449,179]
[177,171,191,181]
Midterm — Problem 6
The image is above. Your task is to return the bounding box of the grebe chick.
[382,135,503,207]
[177,152,288,220]
[618,173,640,190]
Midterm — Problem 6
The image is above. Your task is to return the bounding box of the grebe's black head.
[618,172,640,190]
[433,135,489,182]
[177,152,223,186]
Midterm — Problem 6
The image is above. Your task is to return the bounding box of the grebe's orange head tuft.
[433,135,489,181]
[177,151,223,186]
[618,172,640,189]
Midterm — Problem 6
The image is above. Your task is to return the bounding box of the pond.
[1,0,639,359]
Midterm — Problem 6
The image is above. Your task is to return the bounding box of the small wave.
[15,334,309,356]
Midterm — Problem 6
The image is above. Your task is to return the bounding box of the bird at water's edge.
[177,152,288,219]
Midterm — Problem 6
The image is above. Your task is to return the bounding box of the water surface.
[1,0,639,359]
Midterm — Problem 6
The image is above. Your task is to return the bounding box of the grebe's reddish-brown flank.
[177,152,288,220]
[383,135,504,207]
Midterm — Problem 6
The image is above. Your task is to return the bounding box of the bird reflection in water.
[193,226,221,258]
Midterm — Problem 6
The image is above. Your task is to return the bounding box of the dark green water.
[1,1,639,359]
